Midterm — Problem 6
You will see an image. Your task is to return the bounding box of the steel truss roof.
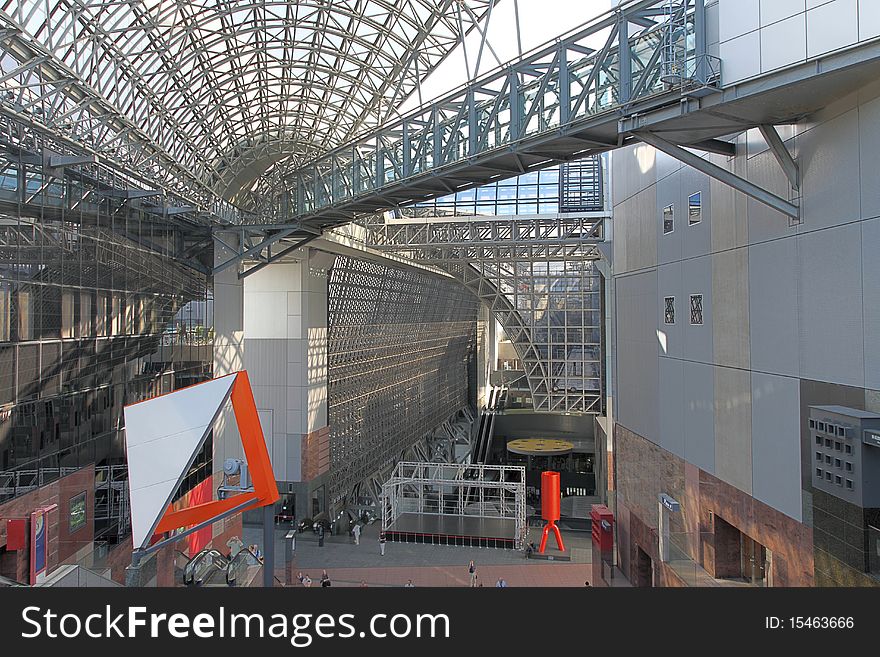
[0,0,495,214]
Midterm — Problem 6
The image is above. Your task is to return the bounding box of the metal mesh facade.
[327,256,478,506]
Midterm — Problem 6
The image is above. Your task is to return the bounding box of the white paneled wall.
[717,0,872,83]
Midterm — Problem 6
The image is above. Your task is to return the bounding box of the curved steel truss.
[365,213,605,414]
[0,0,495,211]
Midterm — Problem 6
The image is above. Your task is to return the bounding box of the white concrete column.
[239,248,332,487]
[212,232,245,473]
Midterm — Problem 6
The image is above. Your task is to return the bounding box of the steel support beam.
[688,138,736,157]
[636,131,800,219]
[212,226,300,275]
[759,124,800,191]
[238,234,320,280]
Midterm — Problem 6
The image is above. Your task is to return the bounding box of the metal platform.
[385,512,518,549]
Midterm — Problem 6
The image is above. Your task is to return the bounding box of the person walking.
[353,523,361,546]
[468,560,477,587]
[320,570,331,587]
[379,532,386,556]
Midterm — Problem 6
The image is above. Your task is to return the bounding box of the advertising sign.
[30,509,48,584]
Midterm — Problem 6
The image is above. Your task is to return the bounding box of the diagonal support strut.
[635,131,800,220]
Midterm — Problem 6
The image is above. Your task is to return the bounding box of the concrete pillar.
[230,248,333,518]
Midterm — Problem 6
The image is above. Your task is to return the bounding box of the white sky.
[400,0,613,113]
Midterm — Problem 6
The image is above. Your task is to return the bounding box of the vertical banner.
[29,510,47,585]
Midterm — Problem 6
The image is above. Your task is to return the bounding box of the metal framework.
[327,255,478,509]
[363,206,606,413]
[380,461,527,549]
[0,0,495,214]
[271,0,722,227]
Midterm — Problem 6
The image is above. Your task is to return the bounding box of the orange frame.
[154,371,280,536]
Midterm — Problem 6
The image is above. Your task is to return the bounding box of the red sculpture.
[539,471,565,553]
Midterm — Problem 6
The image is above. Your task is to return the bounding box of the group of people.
[296,570,333,587]
[466,560,509,588]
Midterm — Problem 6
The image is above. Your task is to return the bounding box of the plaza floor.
[243,519,630,587]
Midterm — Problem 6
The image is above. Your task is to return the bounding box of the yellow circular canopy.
[506,439,574,456]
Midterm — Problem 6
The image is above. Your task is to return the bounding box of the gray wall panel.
[657,261,683,359]
[657,172,682,266]
[749,237,799,377]
[615,271,659,441]
[659,356,685,458]
[798,223,865,387]
[715,366,753,494]
[800,108,861,233]
[746,147,795,244]
[859,92,880,221]
[712,247,750,370]
[680,167,712,260]
[863,217,880,390]
[682,255,713,364]
[683,360,716,473]
[751,372,802,521]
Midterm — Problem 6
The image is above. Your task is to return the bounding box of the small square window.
[816,451,823,461]
[835,459,841,468]
[825,439,833,448]
[846,462,853,472]
[845,445,853,455]
[688,192,702,225]
[818,422,827,432]
[809,419,816,429]
[835,475,842,486]
[837,426,846,437]
[664,296,675,325]
[846,479,854,490]
[815,435,822,445]
[835,442,842,451]
[825,455,832,464]
[826,472,832,481]
[816,467,823,477]
[690,294,703,325]
[663,204,674,234]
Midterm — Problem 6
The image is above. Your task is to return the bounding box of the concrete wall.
[611,78,880,529]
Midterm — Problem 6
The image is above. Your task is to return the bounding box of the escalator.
[464,386,508,505]
[180,540,263,587]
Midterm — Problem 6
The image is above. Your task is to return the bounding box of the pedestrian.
[360,580,368,588]
[379,532,386,556]
[302,574,312,587]
[468,560,477,587]
[320,570,331,587]
[296,571,304,585]
[353,523,361,546]
[495,577,508,588]
[584,581,591,587]
[404,579,415,588]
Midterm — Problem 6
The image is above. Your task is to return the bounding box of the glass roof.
[0,0,493,207]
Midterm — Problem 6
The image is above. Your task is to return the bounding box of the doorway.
[634,545,653,587]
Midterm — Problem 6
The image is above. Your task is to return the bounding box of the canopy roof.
[0,0,493,207]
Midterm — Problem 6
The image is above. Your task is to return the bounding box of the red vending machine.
[590,504,614,586]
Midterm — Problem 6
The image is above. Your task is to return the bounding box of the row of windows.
[815,435,854,454]
[662,191,702,235]
[808,418,851,438]
[816,468,854,490]
[663,294,703,325]
[815,451,854,471]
